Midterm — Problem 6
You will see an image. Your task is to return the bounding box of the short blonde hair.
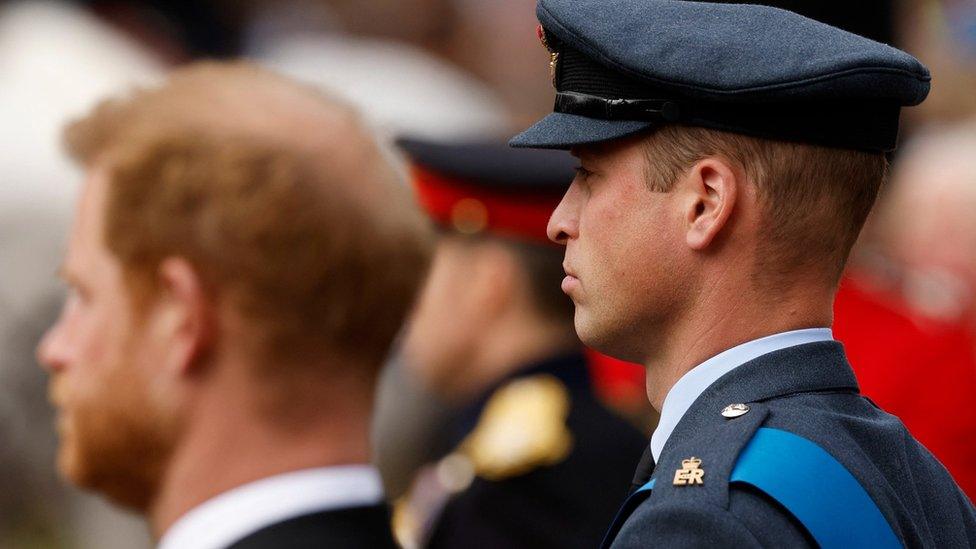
[65,62,433,368]
[642,125,887,287]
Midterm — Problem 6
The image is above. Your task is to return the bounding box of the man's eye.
[574,166,593,180]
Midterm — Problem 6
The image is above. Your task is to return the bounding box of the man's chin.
[575,312,645,364]
[61,453,155,510]
[576,315,618,356]
[56,440,92,489]
[55,431,158,512]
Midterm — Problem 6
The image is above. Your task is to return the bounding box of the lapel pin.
[721,403,750,419]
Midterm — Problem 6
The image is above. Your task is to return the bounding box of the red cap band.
[411,165,564,244]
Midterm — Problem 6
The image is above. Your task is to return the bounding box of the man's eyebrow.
[570,147,602,163]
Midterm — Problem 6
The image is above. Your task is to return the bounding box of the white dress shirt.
[649,328,834,462]
[158,465,384,549]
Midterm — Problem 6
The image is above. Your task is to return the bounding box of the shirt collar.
[158,465,384,549]
[649,328,833,462]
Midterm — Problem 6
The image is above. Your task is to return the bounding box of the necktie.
[629,444,656,493]
[602,445,658,548]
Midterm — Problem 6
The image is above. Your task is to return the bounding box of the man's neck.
[643,283,834,411]
[148,393,372,539]
[461,318,580,401]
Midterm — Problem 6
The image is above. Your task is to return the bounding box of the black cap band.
[554,92,684,122]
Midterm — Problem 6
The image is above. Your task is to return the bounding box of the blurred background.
[1,0,974,547]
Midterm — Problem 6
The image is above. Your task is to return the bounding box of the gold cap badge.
[450,198,489,234]
[537,24,560,87]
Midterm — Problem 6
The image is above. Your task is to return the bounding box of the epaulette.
[393,374,574,548]
[459,373,574,481]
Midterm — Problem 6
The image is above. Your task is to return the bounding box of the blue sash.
[600,427,900,548]
[730,427,901,548]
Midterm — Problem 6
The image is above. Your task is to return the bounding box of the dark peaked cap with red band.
[510,0,930,152]
[397,138,575,244]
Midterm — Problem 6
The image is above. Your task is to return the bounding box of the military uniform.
[392,140,648,548]
[400,353,646,549]
[510,0,976,546]
[609,339,976,547]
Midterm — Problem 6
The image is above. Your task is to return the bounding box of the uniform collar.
[656,337,861,465]
[158,465,383,549]
[650,328,834,462]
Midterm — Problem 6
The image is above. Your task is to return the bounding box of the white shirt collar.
[649,328,833,462]
[158,465,384,549]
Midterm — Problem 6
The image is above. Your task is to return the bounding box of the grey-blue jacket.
[609,341,976,548]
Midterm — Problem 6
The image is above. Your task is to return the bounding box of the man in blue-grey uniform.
[510,1,976,547]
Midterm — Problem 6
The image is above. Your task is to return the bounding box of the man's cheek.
[64,368,111,420]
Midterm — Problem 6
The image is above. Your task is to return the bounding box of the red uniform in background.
[588,276,976,502]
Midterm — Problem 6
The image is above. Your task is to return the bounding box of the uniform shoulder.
[613,480,815,548]
[565,380,648,459]
[613,496,763,548]
[641,399,919,548]
[461,370,645,480]
[423,373,641,548]
[612,403,818,548]
[461,373,574,481]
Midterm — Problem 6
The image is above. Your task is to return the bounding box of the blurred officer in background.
[385,139,646,549]
[36,62,431,549]
[512,0,976,547]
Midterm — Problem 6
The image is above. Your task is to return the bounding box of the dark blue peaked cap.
[396,137,575,243]
[510,0,930,152]
[397,138,576,191]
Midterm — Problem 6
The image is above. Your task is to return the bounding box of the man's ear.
[469,240,518,319]
[154,257,215,376]
[682,158,739,250]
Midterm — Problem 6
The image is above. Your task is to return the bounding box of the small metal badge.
[673,457,705,486]
[537,24,560,87]
[721,403,750,419]
[450,198,488,235]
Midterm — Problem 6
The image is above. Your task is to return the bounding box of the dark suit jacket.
[611,341,976,547]
[427,352,647,549]
[227,504,397,549]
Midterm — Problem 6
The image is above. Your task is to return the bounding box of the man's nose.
[36,321,67,374]
[547,186,581,245]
